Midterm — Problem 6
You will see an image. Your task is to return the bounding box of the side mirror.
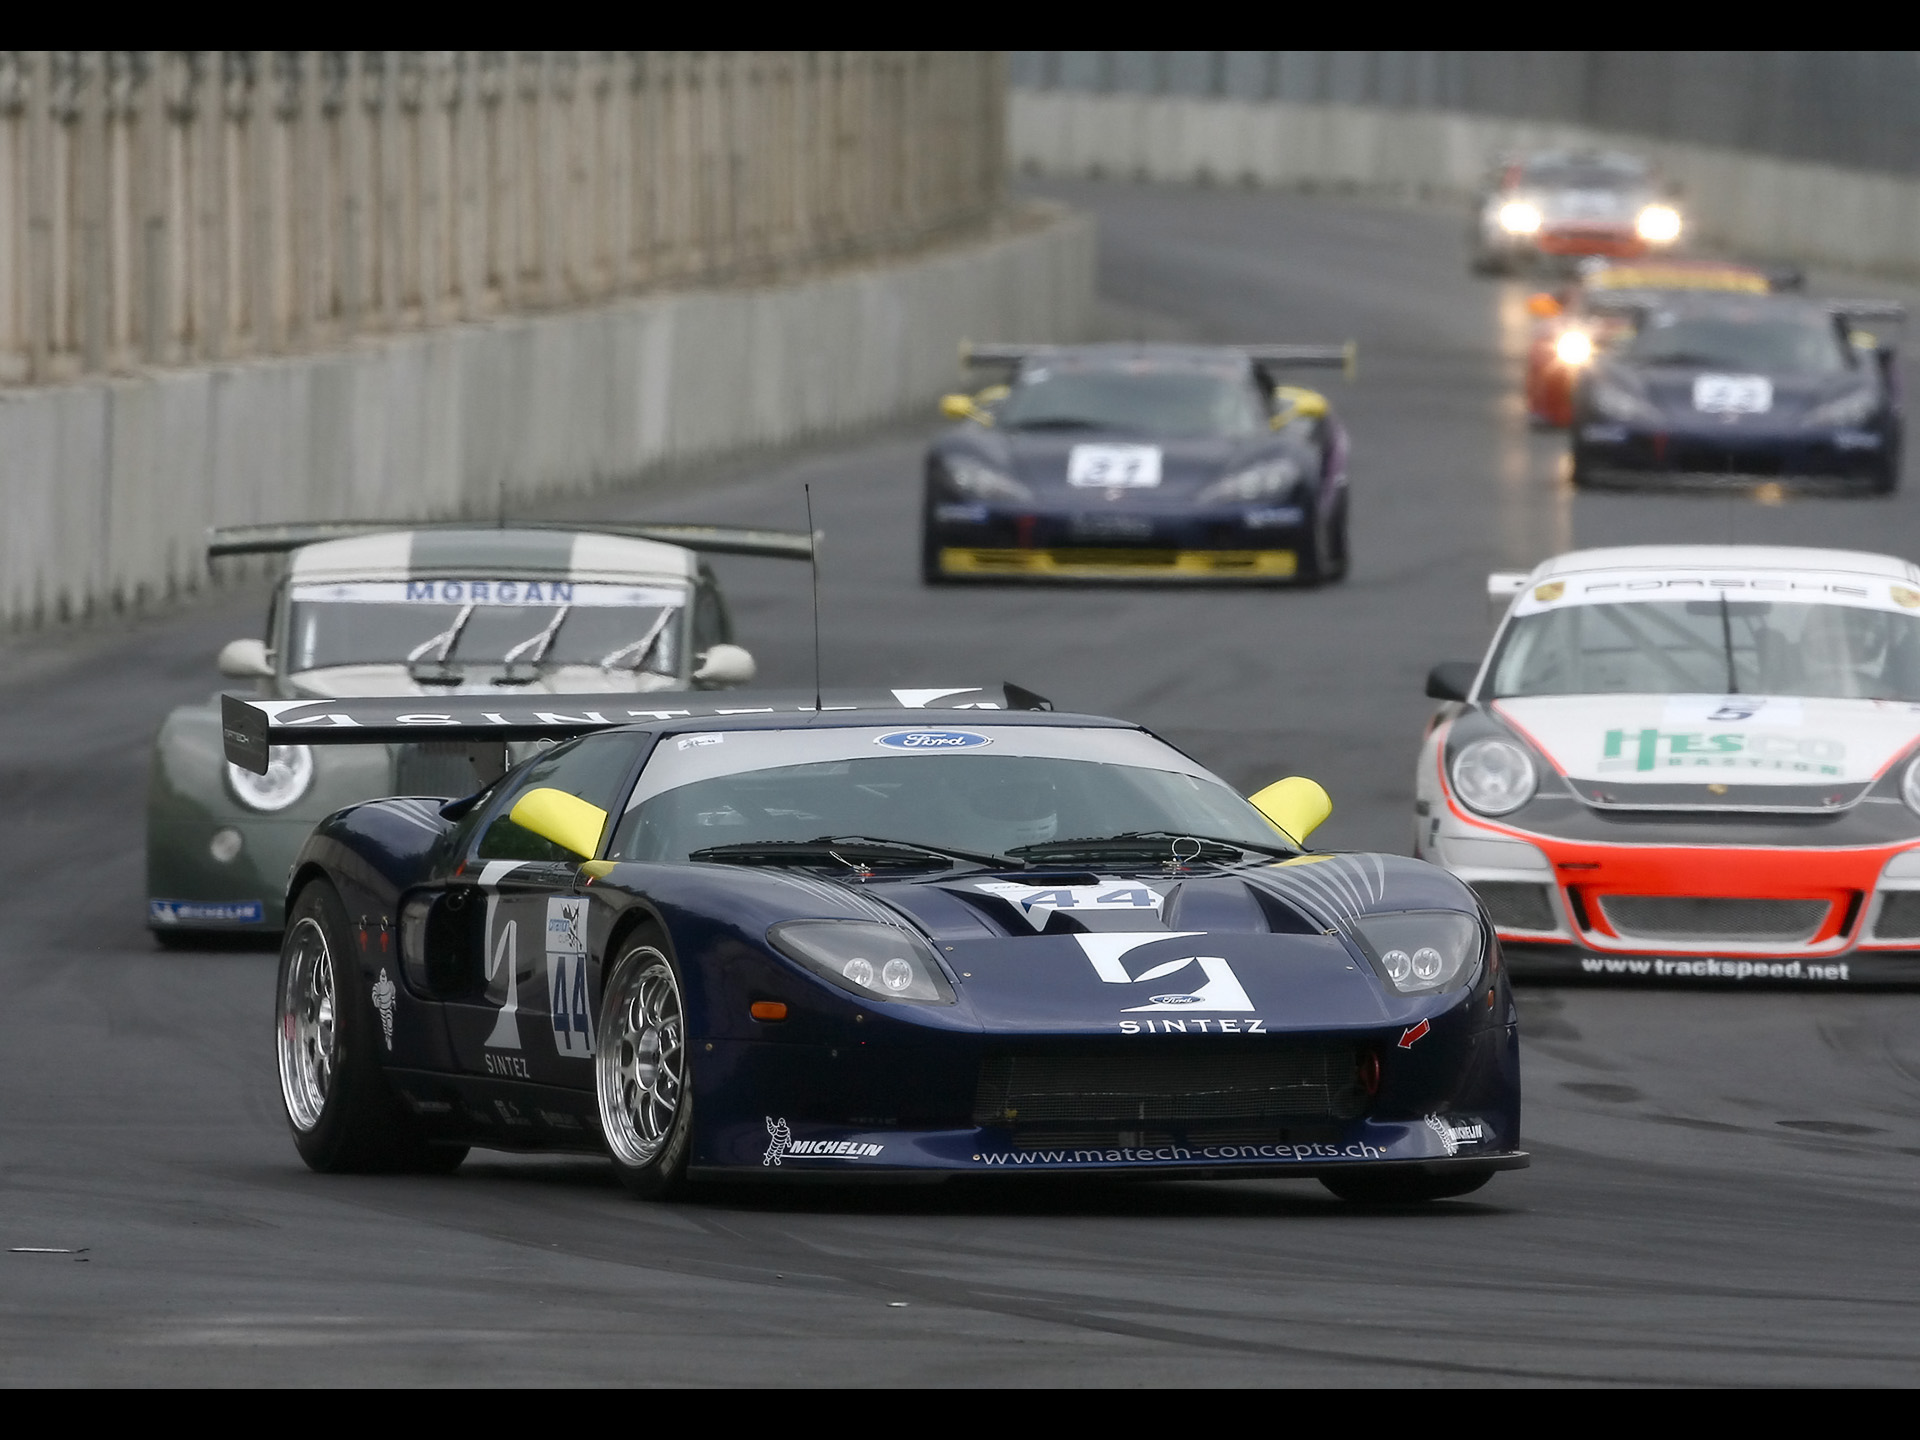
[217,638,274,679]
[1248,776,1332,845]
[940,393,988,423]
[1426,661,1479,702]
[691,643,756,688]
[1525,292,1561,319]
[507,787,609,860]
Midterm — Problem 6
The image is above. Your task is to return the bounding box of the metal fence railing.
[0,52,1007,386]
[1012,52,1920,182]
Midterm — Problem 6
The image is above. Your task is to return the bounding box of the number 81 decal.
[545,897,595,1057]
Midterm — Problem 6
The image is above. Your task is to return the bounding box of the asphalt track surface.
[7,180,1920,1385]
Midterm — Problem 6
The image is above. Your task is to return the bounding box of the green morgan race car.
[146,519,809,946]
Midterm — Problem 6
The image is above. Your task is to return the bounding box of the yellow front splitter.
[940,547,1298,579]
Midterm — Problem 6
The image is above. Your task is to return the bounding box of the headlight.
[1198,458,1302,504]
[767,920,956,1005]
[1635,204,1682,244]
[1588,373,1663,425]
[225,745,313,812]
[1451,738,1537,816]
[1498,201,1542,236]
[1350,911,1483,995]
[1804,387,1879,428]
[1554,329,1595,367]
[1902,756,1920,817]
[941,456,1032,503]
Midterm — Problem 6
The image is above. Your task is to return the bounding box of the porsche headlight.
[1451,738,1537,816]
[1498,201,1542,236]
[1635,204,1682,244]
[768,920,956,1005]
[941,456,1032,504]
[1804,387,1879,429]
[1350,911,1483,995]
[225,745,314,812]
[1199,458,1302,504]
[1589,373,1663,426]
[1901,756,1920,817]
[1554,329,1595,367]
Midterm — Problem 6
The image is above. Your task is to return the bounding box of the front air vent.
[1597,896,1828,944]
[1471,882,1558,932]
[1875,892,1920,941]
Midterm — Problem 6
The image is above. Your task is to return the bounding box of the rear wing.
[960,341,1358,381]
[207,520,817,563]
[1830,300,1907,325]
[1487,570,1530,622]
[221,684,1051,773]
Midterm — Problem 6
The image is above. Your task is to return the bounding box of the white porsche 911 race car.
[1417,544,1920,984]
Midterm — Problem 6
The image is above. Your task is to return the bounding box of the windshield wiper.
[406,602,475,683]
[1010,830,1297,863]
[498,604,571,681]
[689,834,1024,871]
[600,608,677,673]
[1006,418,1125,432]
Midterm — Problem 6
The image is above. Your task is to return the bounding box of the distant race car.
[1524,259,1789,428]
[922,342,1353,584]
[147,520,807,944]
[232,687,1526,1202]
[1418,544,1920,986]
[1569,293,1904,491]
[1472,149,1682,275]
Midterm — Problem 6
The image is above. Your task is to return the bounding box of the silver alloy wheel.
[278,916,337,1132]
[596,947,685,1167]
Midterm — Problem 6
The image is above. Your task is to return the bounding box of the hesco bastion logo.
[1598,728,1844,776]
[874,730,992,751]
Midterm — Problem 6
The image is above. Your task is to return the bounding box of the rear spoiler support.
[208,520,818,563]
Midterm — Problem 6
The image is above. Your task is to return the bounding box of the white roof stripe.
[284,528,696,584]
[1531,545,1920,584]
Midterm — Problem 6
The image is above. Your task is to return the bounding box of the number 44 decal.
[545,897,595,1057]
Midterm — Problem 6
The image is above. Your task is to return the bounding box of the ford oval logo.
[1149,994,1203,1006]
[874,730,992,751]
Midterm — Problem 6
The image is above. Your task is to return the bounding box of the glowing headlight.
[1804,387,1879,429]
[1451,738,1537,816]
[768,920,956,1005]
[1554,329,1595,367]
[1636,204,1682,244]
[1199,458,1302,504]
[1350,911,1483,995]
[225,745,314,812]
[942,456,1032,503]
[1498,201,1542,236]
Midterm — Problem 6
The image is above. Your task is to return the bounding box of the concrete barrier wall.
[1012,90,1920,280]
[0,205,1094,625]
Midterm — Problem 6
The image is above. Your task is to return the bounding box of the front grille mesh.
[973,1047,1351,1129]
[1598,895,1828,943]
[1472,882,1558,932]
[1875,892,1920,940]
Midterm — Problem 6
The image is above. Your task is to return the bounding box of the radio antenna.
[805,483,822,712]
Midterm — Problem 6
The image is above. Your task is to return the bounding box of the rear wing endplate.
[221,684,1052,773]
[208,520,817,563]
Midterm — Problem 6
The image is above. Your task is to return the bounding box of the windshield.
[1490,600,1920,700]
[999,367,1265,439]
[607,727,1284,863]
[1520,156,1645,190]
[1625,315,1849,375]
[287,581,685,677]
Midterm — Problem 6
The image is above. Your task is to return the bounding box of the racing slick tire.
[595,931,694,1200]
[1320,493,1350,583]
[1870,455,1900,495]
[276,879,468,1175]
[1320,1167,1493,1205]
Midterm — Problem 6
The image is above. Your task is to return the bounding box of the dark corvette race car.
[234,688,1524,1202]
[922,342,1353,584]
[1570,293,1905,492]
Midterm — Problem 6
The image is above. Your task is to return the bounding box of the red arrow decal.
[1398,1019,1430,1049]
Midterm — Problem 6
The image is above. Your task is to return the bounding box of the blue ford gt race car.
[1570,293,1904,492]
[233,687,1524,1204]
[923,342,1354,584]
